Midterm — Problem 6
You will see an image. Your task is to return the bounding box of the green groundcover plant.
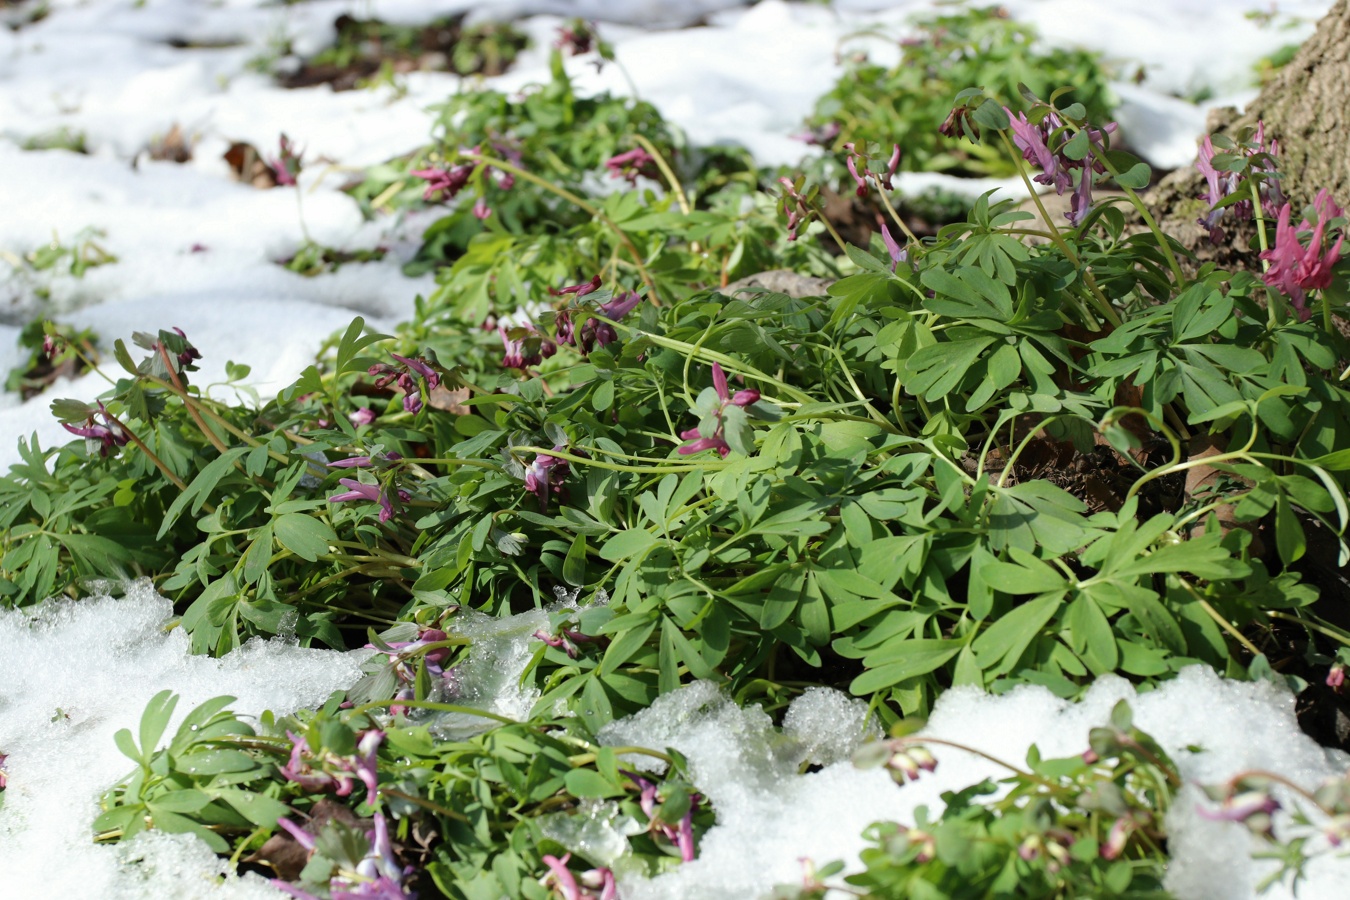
[4,24,1350,899]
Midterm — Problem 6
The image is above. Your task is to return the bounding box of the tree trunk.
[1147,0,1350,255]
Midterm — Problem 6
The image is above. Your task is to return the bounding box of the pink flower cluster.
[369,353,440,414]
[1195,122,1282,244]
[1260,189,1345,322]
[677,363,759,457]
[540,854,616,900]
[1005,107,1117,226]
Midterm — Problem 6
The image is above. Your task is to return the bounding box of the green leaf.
[169,695,238,754]
[1124,590,1186,655]
[599,529,658,562]
[158,447,249,539]
[1061,130,1090,161]
[148,810,229,853]
[113,339,140,376]
[562,533,588,587]
[904,337,996,402]
[972,98,1010,131]
[274,513,336,563]
[972,594,1061,674]
[599,616,657,676]
[1275,491,1306,565]
[114,727,141,765]
[564,769,623,799]
[148,790,212,814]
[592,379,615,412]
[1113,160,1152,190]
[980,549,1067,594]
[212,788,293,827]
[242,523,274,586]
[849,640,964,695]
[1063,594,1118,674]
[174,748,258,777]
[921,266,1013,320]
[138,690,179,759]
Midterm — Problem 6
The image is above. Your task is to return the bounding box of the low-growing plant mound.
[3,27,1350,899]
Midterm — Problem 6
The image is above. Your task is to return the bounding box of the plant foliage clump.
[3,27,1350,900]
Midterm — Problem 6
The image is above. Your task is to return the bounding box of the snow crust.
[0,580,364,898]
[601,671,1350,900]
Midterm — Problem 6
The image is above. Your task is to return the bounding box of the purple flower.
[1006,109,1068,193]
[779,177,812,242]
[554,309,576,346]
[884,745,937,783]
[882,144,901,191]
[792,122,840,146]
[330,456,376,469]
[578,868,617,900]
[844,148,868,197]
[1195,122,1283,243]
[1100,816,1132,860]
[389,354,440,390]
[328,452,401,469]
[62,401,130,457]
[555,20,597,56]
[279,731,354,796]
[622,772,700,862]
[599,291,642,322]
[1329,664,1346,691]
[473,198,491,220]
[906,828,936,864]
[676,362,759,457]
[410,164,474,202]
[270,134,303,187]
[276,818,318,854]
[1196,134,1230,243]
[0,752,7,790]
[1005,107,1117,225]
[329,478,409,523]
[500,323,556,369]
[1197,790,1280,837]
[564,291,641,354]
[1260,191,1346,321]
[353,730,384,805]
[605,147,656,186]
[880,222,907,272]
[349,407,377,426]
[1068,166,1096,227]
[550,274,602,298]
[524,444,570,510]
[676,428,731,458]
[541,854,581,900]
[372,354,439,413]
[1325,814,1350,847]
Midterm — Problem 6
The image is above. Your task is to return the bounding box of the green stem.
[380,788,470,822]
[636,332,815,403]
[348,699,517,724]
[998,130,1121,328]
[1267,609,1350,647]
[1179,581,1263,658]
[1093,148,1186,286]
[512,445,725,474]
[874,186,921,247]
[102,409,189,492]
[632,134,689,215]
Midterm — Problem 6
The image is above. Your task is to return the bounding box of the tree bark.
[1147,0,1350,255]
